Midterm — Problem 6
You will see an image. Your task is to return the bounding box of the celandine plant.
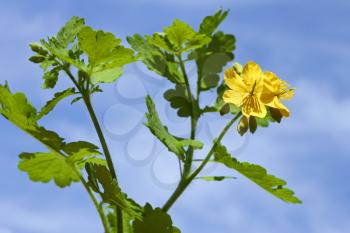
[0,9,301,233]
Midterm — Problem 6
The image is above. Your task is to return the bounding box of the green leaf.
[213,143,302,204]
[86,164,142,219]
[18,151,79,188]
[30,17,86,88]
[164,84,200,118]
[127,34,184,85]
[56,16,85,48]
[42,16,86,63]
[0,84,64,150]
[146,34,174,52]
[36,88,75,121]
[41,37,87,72]
[200,73,220,91]
[133,203,180,233]
[0,84,104,187]
[42,67,61,89]
[189,10,235,92]
[196,31,235,92]
[145,96,202,160]
[148,19,211,54]
[63,141,106,168]
[196,176,235,181]
[199,9,229,35]
[18,141,104,188]
[78,26,135,83]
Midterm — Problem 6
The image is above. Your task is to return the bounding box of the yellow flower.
[223,61,267,118]
[260,71,295,117]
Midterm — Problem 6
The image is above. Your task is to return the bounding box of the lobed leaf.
[86,164,142,219]
[55,16,85,48]
[18,151,80,188]
[199,8,229,35]
[18,141,104,188]
[133,203,181,233]
[163,85,200,118]
[127,34,184,85]
[28,17,87,88]
[147,19,211,54]
[42,67,61,89]
[189,9,236,92]
[78,26,135,83]
[0,84,105,187]
[64,141,106,168]
[0,84,64,150]
[213,143,302,204]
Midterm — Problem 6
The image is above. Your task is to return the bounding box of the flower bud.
[232,62,243,75]
[237,116,249,136]
[29,55,46,63]
[29,42,48,56]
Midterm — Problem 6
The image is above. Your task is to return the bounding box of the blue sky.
[0,0,350,232]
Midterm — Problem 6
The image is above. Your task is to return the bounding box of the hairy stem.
[63,67,124,233]
[162,112,242,212]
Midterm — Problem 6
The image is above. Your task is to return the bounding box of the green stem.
[83,96,117,179]
[177,55,198,178]
[63,67,123,233]
[162,112,242,212]
[83,96,124,233]
[80,176,110,233]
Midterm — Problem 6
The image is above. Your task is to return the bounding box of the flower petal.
[224,68,248,92]
[242,61,263,87]
[260,85,276,105]
[223,90,246,107]
[263,71,280,94]
[242,95,267,118]
[267,96,290,117]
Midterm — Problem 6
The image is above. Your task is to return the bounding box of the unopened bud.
[233,62,243,75]
[29,55,46,63]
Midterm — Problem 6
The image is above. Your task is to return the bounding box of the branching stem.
[162,112,242,212]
